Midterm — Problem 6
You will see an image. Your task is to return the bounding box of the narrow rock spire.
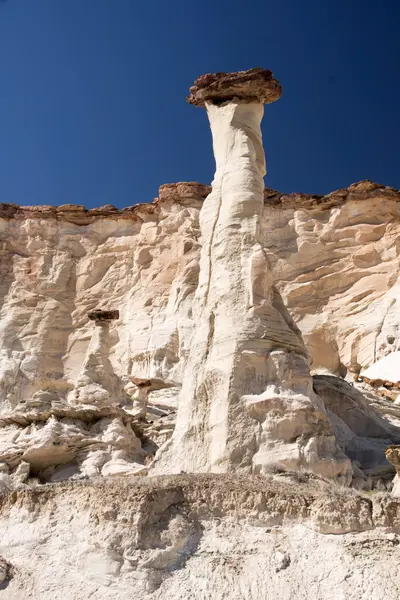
[153,69,351,482]
[67,308,127,408]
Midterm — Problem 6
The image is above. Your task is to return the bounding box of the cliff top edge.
[0,180,398,224]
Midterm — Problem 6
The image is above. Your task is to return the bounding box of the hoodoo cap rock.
[187,68,282,107]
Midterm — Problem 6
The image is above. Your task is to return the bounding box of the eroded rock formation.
[1,179,400,486]
[0,67,400,600]
[154,70,351,481]
[265,180,400,376]
[187,67,282,106]
[1,474,400,599]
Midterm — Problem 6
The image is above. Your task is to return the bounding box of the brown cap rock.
[87,309,119,321]
[158,182,211,203]
[131,377,176,391]
[187,68,282,107]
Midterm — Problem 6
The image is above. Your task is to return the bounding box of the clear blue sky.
[0,0,399,207]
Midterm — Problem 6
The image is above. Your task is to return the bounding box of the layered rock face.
[1,474,400,599]
[0,71,399,490]
[263,180,400,376]
[1,66,400,600]
[1,181,400,485]
[0,188,208,482]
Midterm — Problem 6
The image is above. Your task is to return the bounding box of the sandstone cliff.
[1,180,400,597]
[154,73,351,481]
[1,62,400,599]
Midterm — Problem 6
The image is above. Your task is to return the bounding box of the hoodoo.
[153,69,351,481]
[2,66,400,599]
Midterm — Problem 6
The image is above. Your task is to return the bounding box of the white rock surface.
[0,66,399,598]
[154,101,351,481]
[1,182,399,402]
[1,181,400,484]
[360,351,400,383]
[0,190,206,481]
[262,180,400,376]
[0,474,399,600]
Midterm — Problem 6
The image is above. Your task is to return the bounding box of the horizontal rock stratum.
[0,177,399,477]
[2,179,397,221]
[186,67,282,106]
[1,474,400,598]
[0,179,398,375]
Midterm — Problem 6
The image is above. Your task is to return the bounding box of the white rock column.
[153,70,351,482]
[68,310,130,408]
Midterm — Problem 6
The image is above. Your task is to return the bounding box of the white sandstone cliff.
[1,181,400,485]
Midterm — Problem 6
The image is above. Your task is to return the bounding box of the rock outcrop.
[0,70,399,494]
[0,67,400,599]
[313,375,400,484]
[0,185,206,482]
[1,180,398,390]
[187,67,282,106]
[154,70,351,481]
[0,474,400,599]
[1,179,400,485]
[263,180,400,377]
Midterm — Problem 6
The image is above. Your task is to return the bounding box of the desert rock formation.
[1,66,400,598]
[1,474,400,599]
[154,70,351,480]
[264,180,400,377]
[1,180,400,487]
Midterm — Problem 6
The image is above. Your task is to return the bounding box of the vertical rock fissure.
[201,132,232,311]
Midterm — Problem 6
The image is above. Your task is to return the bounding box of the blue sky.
[0,0,399,207]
